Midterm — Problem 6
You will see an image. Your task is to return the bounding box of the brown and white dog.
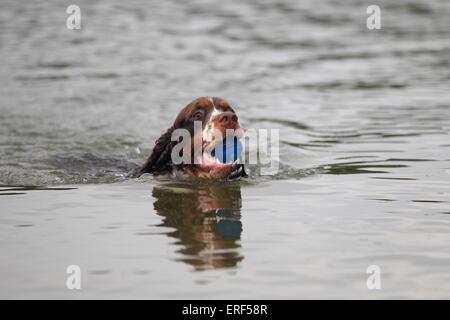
[140,97,247,180]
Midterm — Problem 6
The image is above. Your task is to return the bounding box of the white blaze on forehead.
[203,98,224,142]
[203,97,239,145]
[209,97,224,118]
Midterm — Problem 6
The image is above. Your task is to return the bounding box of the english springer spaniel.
[140,97,246,180]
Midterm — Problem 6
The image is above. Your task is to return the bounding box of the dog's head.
[141,97,246,179]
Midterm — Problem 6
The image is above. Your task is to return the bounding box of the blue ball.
[212,137,242,163]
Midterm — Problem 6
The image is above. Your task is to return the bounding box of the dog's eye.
[192,111,203,120]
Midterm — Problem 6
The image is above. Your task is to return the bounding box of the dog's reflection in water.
[152,183,243,271]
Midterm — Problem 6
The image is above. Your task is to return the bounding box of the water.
[0,0,450,298]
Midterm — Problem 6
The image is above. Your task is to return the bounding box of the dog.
[140,97,247,180]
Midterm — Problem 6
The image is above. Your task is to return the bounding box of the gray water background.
[0,0,449,298]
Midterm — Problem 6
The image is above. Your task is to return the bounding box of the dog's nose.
[218,112,238,126]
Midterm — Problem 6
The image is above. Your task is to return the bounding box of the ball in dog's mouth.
[197,137,245,177]
[212,136,242,164]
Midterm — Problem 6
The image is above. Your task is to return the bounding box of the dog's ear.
[140,127,175,175]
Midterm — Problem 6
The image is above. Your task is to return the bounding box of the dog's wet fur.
[140,97,247,180]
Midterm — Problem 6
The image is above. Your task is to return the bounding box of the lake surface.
[0,0,449,298]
